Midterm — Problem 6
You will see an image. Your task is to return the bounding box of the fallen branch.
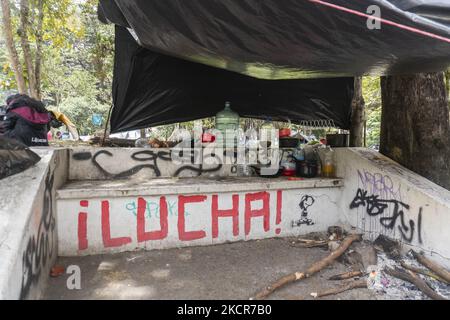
[295,238,325,243]
[253,233,362,300]
[400,262,449,285]
[289,241,329,249]
[411,251,450,283]
[311,279,368,298]
[384,267,447,300]
[329,271,364,281]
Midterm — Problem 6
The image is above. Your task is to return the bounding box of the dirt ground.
[43,237,380,300]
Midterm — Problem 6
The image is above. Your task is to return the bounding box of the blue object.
[92,114,103,126]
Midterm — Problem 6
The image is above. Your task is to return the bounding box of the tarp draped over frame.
[99,0,450,133]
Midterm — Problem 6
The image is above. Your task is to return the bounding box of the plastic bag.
[0,136,41,180]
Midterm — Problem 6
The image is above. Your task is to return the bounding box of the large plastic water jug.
[215,102,240,148]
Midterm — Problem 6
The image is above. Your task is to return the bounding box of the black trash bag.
[0,136,41,180]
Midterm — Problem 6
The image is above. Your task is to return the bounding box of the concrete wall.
[336,148,450,267]
[69,147,241,180]
[0,149,68,300]
[57,182,344,256]
[60,147,450,268]
[3,146,450,299]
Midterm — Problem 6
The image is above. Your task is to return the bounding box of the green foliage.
[0,0,114,135]
[58,96,109,135]
[363,76,382,148]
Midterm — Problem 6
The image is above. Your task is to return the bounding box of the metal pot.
[280,137,300,148]
[326,134,349,147]
[295,160,318,178]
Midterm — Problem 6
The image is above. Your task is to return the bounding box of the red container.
[282,168,296,177]
[279,128,291,138]
[202,133,216,143]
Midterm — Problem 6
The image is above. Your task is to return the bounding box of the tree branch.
[253,234,362,300]
[384,267,447,300]
[411,251,450,283]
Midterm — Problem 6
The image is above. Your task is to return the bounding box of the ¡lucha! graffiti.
[77,191,283,251]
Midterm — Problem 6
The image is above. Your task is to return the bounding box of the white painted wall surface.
[3,146,450,300]
[57,188,343,256]
[0,149,68,300]
[336,148,450,268]
[69,147,241,180]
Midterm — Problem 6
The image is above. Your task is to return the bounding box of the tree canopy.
[0,1,448,141]
[0,0,113,135]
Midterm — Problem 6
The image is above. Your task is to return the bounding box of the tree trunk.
[380,72,450,190]
[445,70,449,95]
[350,77,365,147]
[33,0,44,99]
[1,0,27,94]
[19,0,38,99]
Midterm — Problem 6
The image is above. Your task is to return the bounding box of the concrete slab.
[43,238,378,300]
[57,177,343,199]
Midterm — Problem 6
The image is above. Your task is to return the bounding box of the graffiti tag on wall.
[20,169,56,299]
[292,195,316,227]
[350,169,423,244]
[73,150,223,179]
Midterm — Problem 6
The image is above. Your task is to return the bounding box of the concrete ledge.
[57,177,344,200]
[336,148,450,268]
[0,148,68,299]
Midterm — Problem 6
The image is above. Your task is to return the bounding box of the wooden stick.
[253,234,362,300]
[311,279,368,298]
[329,271,364,281]
[400,262,449,284]
[411,251,450,283]
[289,241,329,249]
[384,267,447,300]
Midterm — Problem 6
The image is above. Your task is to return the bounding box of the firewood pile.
[252,230,450,300]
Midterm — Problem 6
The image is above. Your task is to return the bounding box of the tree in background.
[0,0,114,135]
[380,72,450,190]
[1,0,27,94]
[350,77,365,147]
[363,76,382,148]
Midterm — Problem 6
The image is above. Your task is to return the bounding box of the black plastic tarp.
[99,0,450,133]
[100,0,450,79]
[111,26,354,132]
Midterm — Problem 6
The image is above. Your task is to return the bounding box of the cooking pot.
[280,137,300,148]
[326,134,349,147]
[295,160,319,178]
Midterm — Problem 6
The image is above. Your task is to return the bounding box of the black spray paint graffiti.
[73,150,223,179]
[292,195,316,227]
[350,188,423,244]
[20,168,56,299]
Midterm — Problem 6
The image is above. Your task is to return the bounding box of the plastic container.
[293,147,305,161]
[282,162,297,176]
[215,102,240,148]
[322,146,336,178]
[259,118,278,148]
[279,128,291,138]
